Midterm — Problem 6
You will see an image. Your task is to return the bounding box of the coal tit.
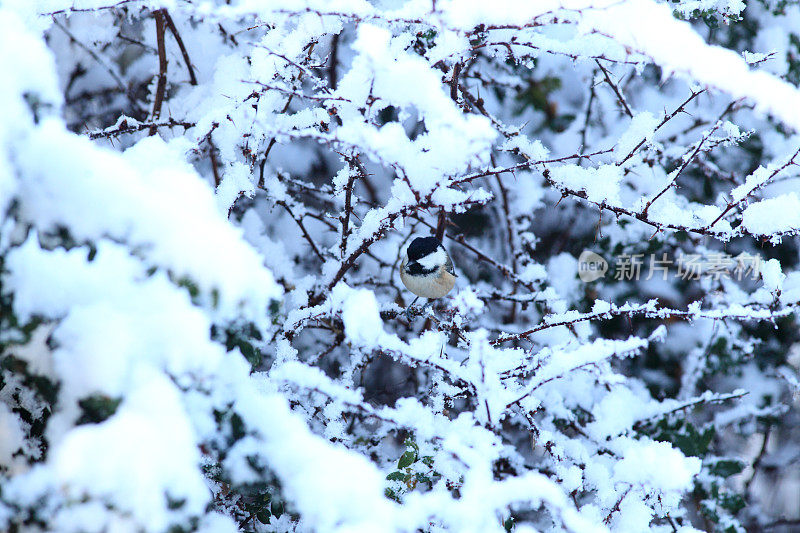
[400,237,456,307]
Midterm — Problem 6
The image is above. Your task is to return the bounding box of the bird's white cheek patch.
[417,248,447,270]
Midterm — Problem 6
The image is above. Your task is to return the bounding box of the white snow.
[616,112,659,163]
[741,193,800,237]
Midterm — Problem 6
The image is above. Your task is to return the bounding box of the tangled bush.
[1,1,800,531]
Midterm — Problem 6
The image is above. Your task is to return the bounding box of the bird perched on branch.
[400,236,456,316]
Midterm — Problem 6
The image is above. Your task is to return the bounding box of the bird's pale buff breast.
[400,263,455,299]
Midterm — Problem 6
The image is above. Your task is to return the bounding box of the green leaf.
[269,299,281,318]
[166,496,186,510]
[76,394,122,425]
[256,510,271,524]
[403,438,420,453]
[397,450,417,469]
[230,412,246,442]
[719,492,746,514]
[271,499,284,518]
[415,473,431,484]
[671,423,715,457]
[709,459,745,478]
[174,276,200,300]
[216,323,264,368]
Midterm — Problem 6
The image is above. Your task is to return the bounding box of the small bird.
[400,236,456,314]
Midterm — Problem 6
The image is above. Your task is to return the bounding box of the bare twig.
[706,147,800,229]
[632,390,749,431]
[642,120,724,217]
[450,61,462,102]
[494,162,520,321]
[258,43,317,185]
[579,71,598,151]
[744,424,771,494]
[149,9,168,135]
[163,11,198,86]
[341,155,365,258]
[51,17,143,115]
[275,199,326,263]
[451,148,613,186]
[209,147,221,188]
[328,32,340,90]
[43,0,141,16]
[435,209,446,241]
[763,518,800,530]
[595,59,633,118]
[618,89,705,166]
[87,118,194,139]
[604,488,632,524]
[246,81,352,103]
[472,40,642,66]
[493,302,794,346]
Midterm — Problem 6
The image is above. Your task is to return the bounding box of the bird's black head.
[407,236,442,261]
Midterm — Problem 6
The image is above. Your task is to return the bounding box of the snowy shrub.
[2,0,800,531]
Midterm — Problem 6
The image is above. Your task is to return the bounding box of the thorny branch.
[149,9,168,136]
[618,89,705,166]
[51,17,143,115]
[594,59,633,118]
[492,302,795,346]
[641,119,726,217]
[340,155,366,259]
[706,147,800,229]
[87,118,194,139]
[163,11,198,86]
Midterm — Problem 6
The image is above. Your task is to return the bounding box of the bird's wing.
[445,254,456,276]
